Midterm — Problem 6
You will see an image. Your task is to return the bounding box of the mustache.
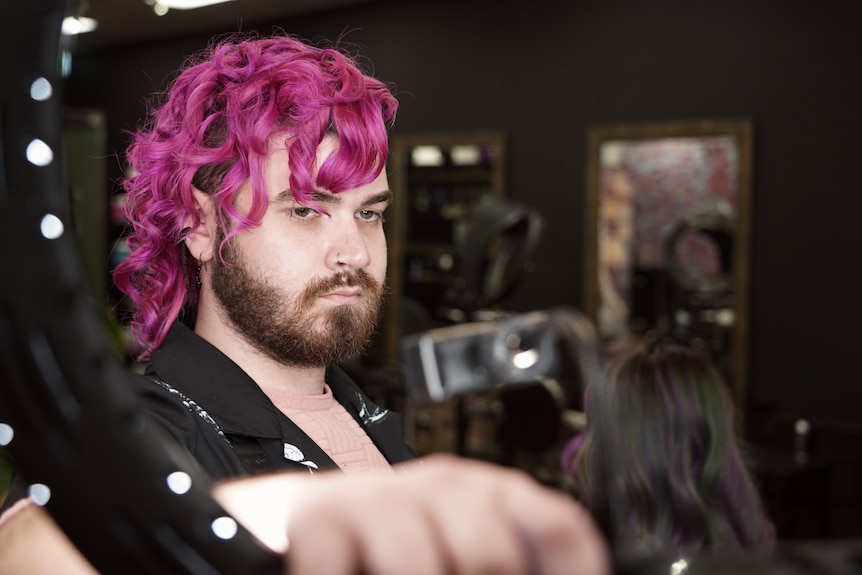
[300,268,382,303]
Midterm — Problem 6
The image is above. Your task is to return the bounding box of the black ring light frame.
[0,2,281,573]
[5,4,862,575]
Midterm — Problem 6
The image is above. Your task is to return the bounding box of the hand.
[213,453,611,575]
[0,501,98,575]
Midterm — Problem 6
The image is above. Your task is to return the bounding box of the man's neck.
[193,310,327,396]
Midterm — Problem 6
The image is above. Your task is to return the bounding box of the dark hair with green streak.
[564,340,775,555]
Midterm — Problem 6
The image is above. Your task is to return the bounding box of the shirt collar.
[149,321,283,437]
[148,321,405,461]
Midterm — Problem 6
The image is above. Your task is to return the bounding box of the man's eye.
[291,206,317,219]
[358,209,383,222]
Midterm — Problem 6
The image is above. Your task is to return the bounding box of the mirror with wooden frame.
[583,120,754,426]
[383,131,507,361]
[375,132,506,453]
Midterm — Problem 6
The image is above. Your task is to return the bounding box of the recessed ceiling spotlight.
[152,0,235,14]
[61,16,99,35]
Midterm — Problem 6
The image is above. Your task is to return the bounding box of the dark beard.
[210,243,386,368]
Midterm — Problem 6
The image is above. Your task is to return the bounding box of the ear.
[184,187,217,264]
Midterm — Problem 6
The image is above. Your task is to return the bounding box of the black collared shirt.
[0,322,416,516]
[134,321,417,480]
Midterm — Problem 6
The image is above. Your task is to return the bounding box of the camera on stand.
[400,310,561,405]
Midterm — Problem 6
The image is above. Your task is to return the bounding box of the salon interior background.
[53,0,860,528]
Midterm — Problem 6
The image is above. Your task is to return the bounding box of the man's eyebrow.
[362,190,393,206]
[274,189,392,206]
[274,189,339,205]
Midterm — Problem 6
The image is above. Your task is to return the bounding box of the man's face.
[210,135,391,368]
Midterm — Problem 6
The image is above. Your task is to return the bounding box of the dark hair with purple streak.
[113,33,398,359]
[563,340,775,554]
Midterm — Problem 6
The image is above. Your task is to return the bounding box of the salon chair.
[437,193,545,323]
[428,194,561,459]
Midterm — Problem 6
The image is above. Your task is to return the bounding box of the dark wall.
[65,0,862,429]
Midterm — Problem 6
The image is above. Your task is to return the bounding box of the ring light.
[0,2,281,573]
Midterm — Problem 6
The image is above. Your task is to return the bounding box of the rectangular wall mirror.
[382,131,507,452]
[384,131,507,360]
[584,120,754,426]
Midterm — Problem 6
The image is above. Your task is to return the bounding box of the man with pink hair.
[110,33,411,480]
[0,33,609,575]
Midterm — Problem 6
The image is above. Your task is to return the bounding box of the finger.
[398,455,536,574]
[286,476,447,575]
[423,482,527,575]
[411,456,609,575]
[499,474,611,575]
[356,500,448,575]
[213,474,295,554]
[285,510,359,575]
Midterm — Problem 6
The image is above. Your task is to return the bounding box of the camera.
[400,311,561,404]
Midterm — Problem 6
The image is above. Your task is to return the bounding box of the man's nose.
[326,221,370,269]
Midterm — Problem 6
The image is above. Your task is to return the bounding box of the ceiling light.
[153,0,235,10]
[62,16,99,35]
[450,145,481,166]
[411,146,444,167]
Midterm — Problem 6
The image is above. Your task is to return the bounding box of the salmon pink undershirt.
[261,383,392,475]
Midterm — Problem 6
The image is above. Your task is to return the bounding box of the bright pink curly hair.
[113,33,398,359]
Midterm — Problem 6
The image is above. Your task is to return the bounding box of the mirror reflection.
[383,131,507,358]
[584,120,753,422]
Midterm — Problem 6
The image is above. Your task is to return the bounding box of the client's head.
[565,340,774,554]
